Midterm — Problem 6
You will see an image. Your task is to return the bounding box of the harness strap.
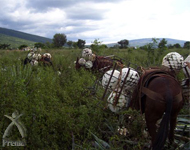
[142,87,182,103]
[142,87,164,103]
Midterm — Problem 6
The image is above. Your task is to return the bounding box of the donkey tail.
[152,89,173,150]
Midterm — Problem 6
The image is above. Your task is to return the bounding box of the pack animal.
[130,68,184,150]
[24,52,53,67]
[75,56,123,73]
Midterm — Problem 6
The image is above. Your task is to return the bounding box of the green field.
[0,48,189,149]
[0,33,36,49]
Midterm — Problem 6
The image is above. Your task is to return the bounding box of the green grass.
[0,48,189,149]
[0,33,36,49]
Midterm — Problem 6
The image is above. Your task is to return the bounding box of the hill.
[0,27,52,43]
[106,38,187,47]
[0,33,36,48]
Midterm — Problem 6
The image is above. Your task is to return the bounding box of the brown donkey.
[130,68,184,150]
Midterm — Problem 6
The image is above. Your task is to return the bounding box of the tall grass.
[0,48,189,149]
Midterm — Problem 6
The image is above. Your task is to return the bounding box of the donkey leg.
[169,101,183,145]
[145,98,164,145]
[146,121,157,143]
[145,113,162,144]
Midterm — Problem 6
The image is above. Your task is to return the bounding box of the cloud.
[25,0,125,12]
[0,0,190,44]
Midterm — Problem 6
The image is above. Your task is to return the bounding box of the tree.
[53,33,67,48]
[91,38,102,46]
[77,39,86,49]
[183,41,190,49]
[158,38,167,49]
[19,44,28,50]
[158,38,167,55]
[90,39,107,53]
[167,44,174,49]
[44,41,53,48]
[90,38,102,51]
[144,38,159,65]
[72,42,78,49]
[34,42,45,48]
[0,44,11,49]
[67,40,73,48]
[145,38,159,51]
[173,43,181,48]
[118,39,129,49]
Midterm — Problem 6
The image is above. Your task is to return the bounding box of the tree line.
[0,33,190,50]
[48,34,190,50]
[117,38,190,49]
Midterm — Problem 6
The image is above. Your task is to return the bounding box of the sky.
[0,0,190,44]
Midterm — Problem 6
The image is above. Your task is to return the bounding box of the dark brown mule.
[130,68,184,150]
[75,56,123,73]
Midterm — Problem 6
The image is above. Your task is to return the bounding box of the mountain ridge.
[0,27,187,48]
[0,27,52,43]
[106,38,187,47]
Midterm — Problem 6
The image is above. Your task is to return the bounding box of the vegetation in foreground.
[0,48,189,150]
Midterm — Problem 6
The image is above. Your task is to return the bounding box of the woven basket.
[162,52,184,71]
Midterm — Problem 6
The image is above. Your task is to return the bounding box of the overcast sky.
[0,0,190,44]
